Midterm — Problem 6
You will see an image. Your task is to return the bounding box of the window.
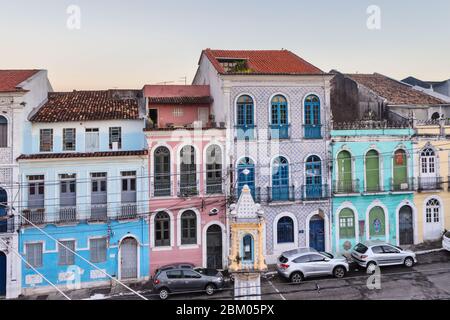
[173,108,184,117]
[382,245,399,254]
[109,127,122,149]
[58,240,75,265]
[0,116,7,148]
[25,243,43,268]
[304,95,321,139]
[155,212,170,247]
[149,109,158,125]
[309,254,326,262]
[39,129,53,152]
[242,235,253,262]
[182,270,201,279]
[236,95,254,140]
[166,270,183,279]
[293,255,310,263]
[270,95,289,139]
[206,145,222,194]
[90,238,107,263]
[277,216,294,244]
[28,175,45,209]
[305,155,323,199]
[180,210,197,245]
[371,246,384,254]
[393,149,408,189]
[337,151,353,193]
[86,128,99,152]
[154,147,171,197]
[180,146,197,196]
[369,207,385,237]
[237,157,255,199]
[91,173,107,193]
[63,128,76,151]
[272,157,290,201]
[420,148,436,175]
[339,208,355,239]
[59,174,76,207]
[365,150,380,192]
[426,199,440,223]
[121,171,136,206]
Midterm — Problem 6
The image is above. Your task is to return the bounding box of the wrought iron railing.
[153,181,171,197]
[301,184,329,201]
[267,186,295,203]
[418,177,443,191]
[89,204,108,222]
[332,180,360,194]
[58,207,77,224]
[390,178,415,192]
[118,203,138,220]
[206,182,223,195]
[303,124,322,139]
[269,124,290,140]
[22,209,45,225]
[0,215,15,233]
[235,125,256,141]
[178,185,199,197]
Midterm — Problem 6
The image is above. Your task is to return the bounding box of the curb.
[414,248,445,255]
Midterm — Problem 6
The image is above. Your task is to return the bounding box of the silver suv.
[153,267,225,300]
[351,242,417,273]
[276,248,350,283]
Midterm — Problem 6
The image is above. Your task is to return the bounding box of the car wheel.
[404,257,414,268]
[333,266,346,278]
[366,262,377,274]
[205,284,216,296]
[290,272,303,284]
[159,288,170,300]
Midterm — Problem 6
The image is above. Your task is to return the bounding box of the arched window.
[272,157,290,201]
[154,147,171,197]
[0,116,7,148]
[242,234,254,263]
[277,216,294,244]
[425,199,440,223]
[270,95,289,139]
[365,150,380,192]
[304,155,323,199]
[155,212,170,247]
[180,210,197,245]
[236,95,254,140]
[206,145,222,194]
[304,95,321,139]
[369,207,385,239]
[339,209,355,239]
[337,151,354,193]
[420,147,438,190]
[237,157,255,200]
[392,149,408,191]
[180,146,197,196]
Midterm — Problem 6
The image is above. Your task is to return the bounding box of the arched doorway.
[309,215,325,252]
[0,251,6,297]
[120,237,138,280]
[399,206,414,245]
[0,188,7,233]
[206,225,223,269]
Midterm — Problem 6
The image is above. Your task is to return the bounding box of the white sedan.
[443,231,450,252]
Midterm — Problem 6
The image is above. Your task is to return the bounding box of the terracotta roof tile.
[30,90,140,122]
[17,150,148,161]
[0,70,40,93]
[346,73,447,105]
[148,96,212,105]
[202,49,324,75]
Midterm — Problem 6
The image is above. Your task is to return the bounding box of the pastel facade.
[144,85,228,273]
[18,90,150,294]
[0,70,52,298]
[194,50,334,264]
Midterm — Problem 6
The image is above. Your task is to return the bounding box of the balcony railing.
[301,184,329,201]
[418,177,443,191]
[0,215,15,233]
[89,204,108,222]
[58,207,77,224]
[206,182,223,195]
[364,183,384,193]
[235,125,256,141]
[22,209,45,226]
[178,185,199,198]
[333,180,360,194]
[153,181,171,197]
[118,203,138,220]
[269,124,290,140]
[303,124,322,139]
[267,186,295,203]
[390,178,415,192]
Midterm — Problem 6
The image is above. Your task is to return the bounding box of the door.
[308,253,330,276]
[424,199,443,240]
[198,108,209,126]
[309,216,325,252]
[85,128,99,152]
[305,156,322,199]
[181,269,204,291]
[0,188,7,233]
[365,150,380,192]
[337,151,352,193]
[91,173,107,220]
[206,225,223,269]
[237,158,255,199]
[120,238,138,279]
[0,252,5,296]
[399,206,414,245]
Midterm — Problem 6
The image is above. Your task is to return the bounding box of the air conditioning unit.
[209,208,219,216]
[112,142,119,151]
[400,183,409,190]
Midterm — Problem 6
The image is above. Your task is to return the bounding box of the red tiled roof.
[346,73,447,105]
[144,85,210,98]
[202,49,324,75]
[0,70,40,93]
[148,96,212,105]
[30,90,140,122]
[17,150,148,161]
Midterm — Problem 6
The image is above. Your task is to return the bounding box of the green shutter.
[339,208,355,239]
[369,207,385,236]
[337,151,352,192]
[366,150,380,192]
[393,150,407,186]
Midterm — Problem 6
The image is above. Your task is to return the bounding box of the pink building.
[144,85,228,274]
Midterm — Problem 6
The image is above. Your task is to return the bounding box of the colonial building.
[144,85,227,272]
[0,70,52,298]
[18,90,150,294]
[193,49,334,263]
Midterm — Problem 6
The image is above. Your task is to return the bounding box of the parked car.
[443,231,450,252]
[153,267,225,300]
[153,262,195,278]
[351,242,417,273]
[276,247,349,284]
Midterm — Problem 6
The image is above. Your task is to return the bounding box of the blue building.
[18,90,150,294]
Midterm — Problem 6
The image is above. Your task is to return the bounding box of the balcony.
[153,181,171,197]
[301,184,329,201]
[269,124,290,140]
[22,209,45,226]
[178,185,199,198]
[89,204,108,222]
[235,125,255,141]
[390,178,415,192]
[58,207,77,224]
[118,203,138,220]
[303,124,322,139]
[267,186,295,203]
[418,177,443,192]
[0,215,15,233]
[333,180,360,194]
[206,182,223,195]
[364,183,385,193]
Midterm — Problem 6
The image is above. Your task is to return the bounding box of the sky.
[0,0,449,91]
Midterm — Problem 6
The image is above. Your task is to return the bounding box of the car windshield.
[354,243,368,254]
[279,255,288,263]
